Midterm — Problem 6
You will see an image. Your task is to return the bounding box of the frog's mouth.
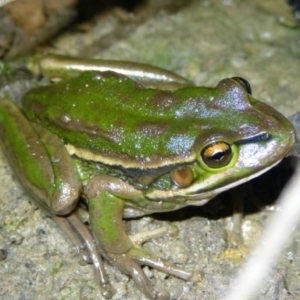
[125,160,282,218]
[146,157,282,205]
[184,160,281,206]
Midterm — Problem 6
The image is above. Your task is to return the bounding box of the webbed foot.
[88,195,202,299]
[105,238,202,300]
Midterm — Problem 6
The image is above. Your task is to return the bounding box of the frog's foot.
[53,213,115,299]
[106,245,202,300]
[129,224,179,246]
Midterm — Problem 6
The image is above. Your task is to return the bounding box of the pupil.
[212,152,225,161]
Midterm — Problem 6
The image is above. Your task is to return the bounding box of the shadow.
[76,0,147,22]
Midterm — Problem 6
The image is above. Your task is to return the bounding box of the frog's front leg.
[86,175,201,300]
[0,100,114,298]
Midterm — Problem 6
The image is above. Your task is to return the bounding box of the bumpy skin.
[0,55,295,299]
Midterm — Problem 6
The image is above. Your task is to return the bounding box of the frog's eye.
[231,77,252,95]
[171,166,194,188]
[201,142,233,168]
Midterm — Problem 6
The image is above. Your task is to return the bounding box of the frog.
[0,54,295,300]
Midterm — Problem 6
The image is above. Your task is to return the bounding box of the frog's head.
[146,77,295,204]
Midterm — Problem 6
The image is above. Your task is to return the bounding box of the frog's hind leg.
[53,213,115,299]
[0,99,113,298]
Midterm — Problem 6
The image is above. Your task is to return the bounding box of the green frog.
[0,54,295,300]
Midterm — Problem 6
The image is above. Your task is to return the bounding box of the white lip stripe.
[147,160,281,201]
